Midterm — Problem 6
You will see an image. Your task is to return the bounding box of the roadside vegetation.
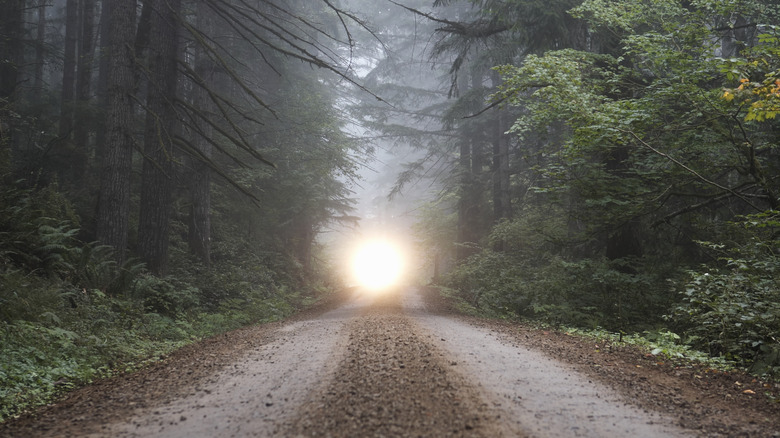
[432,211,780,379]
[0,176,336,422]
[392,0,780,381]
[0,0,353,423]
[4,0,780,425]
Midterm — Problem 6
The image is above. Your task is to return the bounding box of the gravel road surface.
[93,288,688,437]
[3,286,779,437]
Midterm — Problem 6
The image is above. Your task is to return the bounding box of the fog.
[319,0,464,285]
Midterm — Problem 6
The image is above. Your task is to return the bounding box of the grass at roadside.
[0,283,335,424]
[428,284,775,382]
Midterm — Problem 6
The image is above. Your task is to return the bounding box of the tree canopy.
[365,0,780,377]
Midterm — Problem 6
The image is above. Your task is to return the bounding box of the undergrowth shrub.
[0,287,190,422]
[0,184,80,278]
[0,178,333,422]
[671,211,780,377]
[445,247,673,331]
[67,244,145,296]
[0,270,64,323]
[132,274,200,317]
[197,261,275,310]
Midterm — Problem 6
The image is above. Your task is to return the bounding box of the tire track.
[288,292,509,437]
[404,288,694,437]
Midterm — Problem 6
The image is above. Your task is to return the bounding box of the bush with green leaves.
[131,274,200,318]
[444,218,676,331]
[671,211,780,377]
[0,183,81,279]
[0,285,192,422]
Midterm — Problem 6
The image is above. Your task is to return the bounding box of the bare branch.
[464,96,506,119]
[173,136,262,207]
[388,0,509,38]
[622,129,761,211]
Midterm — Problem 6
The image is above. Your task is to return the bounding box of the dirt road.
[2,287,779,437]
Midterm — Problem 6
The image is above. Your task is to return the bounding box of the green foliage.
[0,177,335,423]
[571,0,686,33]
[0,270,65,324]
[131,274,200,318]
[444,217,676,330]
[721,26,780,122]
[0,260,316,423]
[412,197,458,272]
[0,0,363,425]
[0,183,81,278]
[0,287,200,421]
[671,212,780,377]
[494,0,780,239]
[477,0,780,377]
[564,326,734,370]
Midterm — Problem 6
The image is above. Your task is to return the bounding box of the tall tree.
[0,0,24,101]
[95,0,138,263]
[73,0,96,164]
[32,0,47,102]
[138,0,181,275]
[491,107,511,222]
[183,0,218,268]
[0,0,25,152]
[59,0,78,139]
[94,0,113,165]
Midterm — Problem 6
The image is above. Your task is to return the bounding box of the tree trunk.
[33,0,46,102]
[188,155,212,267]
[0,0,24,101]
[604,146,642,263]
[138,0,181,275]
[470,72,485,176]
[456,73,486,260]
[95,0,137,264]
[186,0,216,268]
[73,0,96,170]
[491,70,511,223]
[456,137,474,260]
[59,0,78,139]
[295,222,315,275]
[94,0,112,165]
[0,0,24,153]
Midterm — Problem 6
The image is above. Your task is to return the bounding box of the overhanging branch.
[623,129,762,212]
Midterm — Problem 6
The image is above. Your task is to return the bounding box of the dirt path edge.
[418,286,780,437]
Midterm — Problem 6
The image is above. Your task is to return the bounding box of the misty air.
[1,0,779,436]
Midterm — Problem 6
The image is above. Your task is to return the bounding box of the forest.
[2,0,780,422]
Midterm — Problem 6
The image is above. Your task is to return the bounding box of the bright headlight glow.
[351,239,405,290]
